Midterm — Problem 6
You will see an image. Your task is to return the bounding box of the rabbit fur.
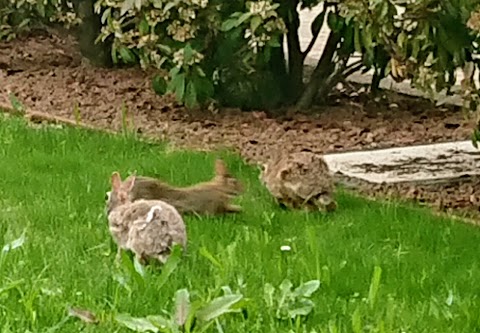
[129,159,244,216]
[106,172,187,265]
[259,151,337,212]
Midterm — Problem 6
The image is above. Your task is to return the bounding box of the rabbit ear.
[111,172,122,190]
[215,159,228,176]
[123,174,136,192]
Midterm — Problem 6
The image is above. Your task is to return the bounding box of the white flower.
[280,245,291,252]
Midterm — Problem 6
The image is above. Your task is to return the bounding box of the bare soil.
[1,31,480,221]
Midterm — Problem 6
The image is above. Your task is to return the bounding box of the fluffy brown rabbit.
[129,159,244,216]
[106,172,187,265]
[259,151,337,212]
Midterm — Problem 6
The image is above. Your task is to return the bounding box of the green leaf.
[120,0,135,16]
[115,314,159,332]
[120,251,145,290]
[311,10,326,37]
[134,0,142,10]
[119,46,136,64]
[152,75,167,95]
[380,1,389,19]
[292,280,320,298]
[326,11,336,31]
[185,81,198,108]
[169,66,180,78]
[183,44,194,64]
[250,16,262,33]
[156,244,183,290]
[237,12,253,26]
[157,44,172,55]
[133,256,146,278]
[221,12,252,31]
[111,44,118,64]
[351,307,362,333]
[191,76,214,103]
[2,230,26,253]
[267,38,281,48]
[276,279,293,316]
[263,283,275,308]
[196,294,243,322]
[101,7,111,24]
[368,266,382,309]
[139,18,150,35]
[199,247,223,269]
[353,25,362,53]
[174,74,186,102]
[8,93,25,114]
[287,299,315,318]
[339,24,354,56]
[163,1,176,14]
[361,24,373,53]
[471,131,478,149]
[174,289,190,326]
[36,0,45,17]
[222,19,240,32]
[146,315,171,330]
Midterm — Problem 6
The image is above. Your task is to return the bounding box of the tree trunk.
[278,0,303,104]
[296,30,341,109]
[73,0,113,67]
[268,35,290,105]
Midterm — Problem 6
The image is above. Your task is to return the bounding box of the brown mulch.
[1,31,480,222]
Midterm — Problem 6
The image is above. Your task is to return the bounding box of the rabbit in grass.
[106,172,187,265]
[260,151,337,212]
[129,159,244,216]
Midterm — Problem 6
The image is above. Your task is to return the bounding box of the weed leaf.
[287,299,315,318]
[146,315,171,330]
[293,280,320,298]
[157,244,182,290]
[2,230,26,253]
[174,289,190,326]
[115,313,159,332]
[196,294,243,322]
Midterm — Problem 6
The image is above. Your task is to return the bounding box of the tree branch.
[302,28,321,60]
[342,60,364,78]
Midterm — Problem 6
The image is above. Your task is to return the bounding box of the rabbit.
[259,151,337,212]
[129,159,244,216]
[106,171,187,265]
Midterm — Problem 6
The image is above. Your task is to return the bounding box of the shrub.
[1,0,480,111]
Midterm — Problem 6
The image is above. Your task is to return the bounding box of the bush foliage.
[1,0,480,111]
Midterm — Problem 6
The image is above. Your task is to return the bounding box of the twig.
[302,29,322,60]
[342,60,364,78]
[0,102,115,134]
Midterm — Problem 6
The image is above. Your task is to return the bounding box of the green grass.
[1,115,480,333]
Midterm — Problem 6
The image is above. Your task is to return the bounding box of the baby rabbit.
[106,171,187,265]
[129,159,244,216]
[260,151,337,212]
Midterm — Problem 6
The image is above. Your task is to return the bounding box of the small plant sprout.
[264,279,321,321]
[73,101,82,125]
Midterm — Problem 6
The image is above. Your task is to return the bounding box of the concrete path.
[323,140,480,184]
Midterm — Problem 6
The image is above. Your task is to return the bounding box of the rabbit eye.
[105,191,111,201]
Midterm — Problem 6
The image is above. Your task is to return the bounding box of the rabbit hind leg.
[225,203,242,213]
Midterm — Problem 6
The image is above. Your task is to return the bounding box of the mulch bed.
[1,30,480,222]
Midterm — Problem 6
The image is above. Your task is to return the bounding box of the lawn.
[1,114,480,333]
